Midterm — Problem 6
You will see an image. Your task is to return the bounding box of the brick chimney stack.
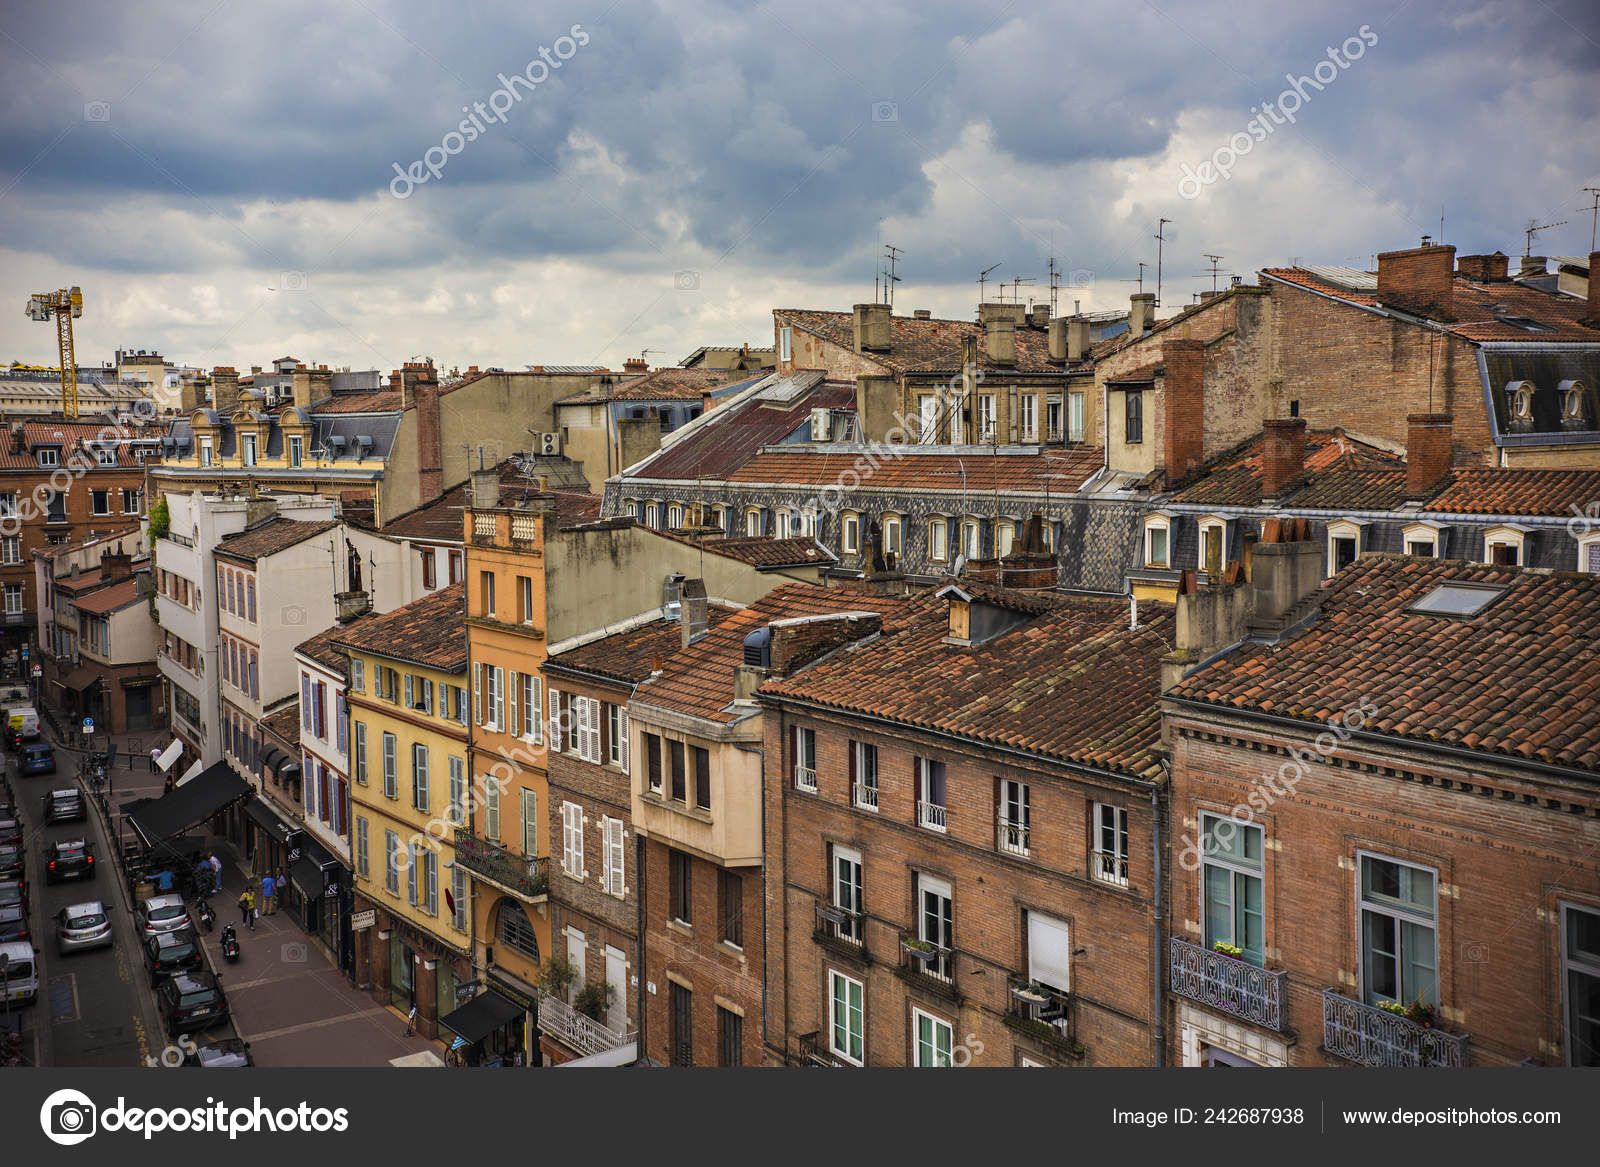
[1585,250,1600,326]
[622,357,648,376]
[308,366,333,404]
[1406,413,1454,499]
[1161,339,1205,486]
[1456,251,1509,283]
[210,367,240,412]
[1377,242,1457,319]
[1261,417,1307,499]
[291,364,314,410]
[411,363,443,505]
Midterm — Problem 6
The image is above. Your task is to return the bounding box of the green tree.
[147,497,170,540]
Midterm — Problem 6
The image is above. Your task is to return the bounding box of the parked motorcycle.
[220,922,240,963]
[195,895,215,932]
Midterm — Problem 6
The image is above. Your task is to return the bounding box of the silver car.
[137,894,190,937]
[56,901,112,954]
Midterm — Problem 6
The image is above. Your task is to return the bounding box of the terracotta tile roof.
[213,518,341,562]
[1427,468,1600,518]
[1104,362,1163,384]
[308,391,405,414]
[728,447,1106,494]
[549,489,603,527]
[70,577,141,615]
[0,421,156,469]
[545,606,738,686]
[561,367,727,405]
[628,379,857,481]
[327,583,467,672]
[261,703,301,749]
[1168,429,1404,508]
[380,470,602,542]
[34,527,141,560]
[294,620,366,674]
[689,535,835,568]
[1171,555,1600,773]
[776,309,1078,375]
[762,592,1173,778]
[636,584,920,723]
[1263,268,1600,343]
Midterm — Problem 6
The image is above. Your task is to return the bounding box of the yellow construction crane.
[25,286,85,419]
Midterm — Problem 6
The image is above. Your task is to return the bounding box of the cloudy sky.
[0,0,1596,375]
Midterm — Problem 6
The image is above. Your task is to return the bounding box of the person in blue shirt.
[261,872,276,916]
[155,868,175,893]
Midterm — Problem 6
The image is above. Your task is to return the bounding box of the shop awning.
[127,762,251,848]
[289,832,340,898]
[154,739,184,773]
[245,798,294,842]
[439,990,525,1044]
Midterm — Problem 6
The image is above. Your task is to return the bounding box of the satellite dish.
[952,554,967,575]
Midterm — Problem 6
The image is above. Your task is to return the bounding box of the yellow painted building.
[335,583,476,1041]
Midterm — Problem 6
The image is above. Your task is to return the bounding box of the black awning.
[127,763,251,848]
[289,855,325,897]
[245,797,293,842]
[439,990,525,1044]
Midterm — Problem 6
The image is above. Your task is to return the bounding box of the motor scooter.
[220,922,240,962]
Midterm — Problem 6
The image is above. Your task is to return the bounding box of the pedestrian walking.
[260,872,276,916]
[150,746,161,773]
[209,853,223,894]
[238,886,255,929]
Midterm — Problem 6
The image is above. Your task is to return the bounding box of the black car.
[0,902,28,943]
[0,804,20,847]
[0,842,23,881]
[142,927,202,986]
[155,970,229,1036]
[42,788,85,824]
[44,839,94,884]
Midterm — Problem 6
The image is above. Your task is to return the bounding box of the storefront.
[440,980,535,1067]
[366,913,472,1040]
[285,833,345,960]
[243,796,297,880]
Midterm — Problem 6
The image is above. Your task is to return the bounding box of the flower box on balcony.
[902,937,939,962]
[1010,982,1049,1006]
[816,904,848,926]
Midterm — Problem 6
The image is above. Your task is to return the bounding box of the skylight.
[1408,582,1507,617]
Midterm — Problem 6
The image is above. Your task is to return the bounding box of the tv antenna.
[1202,254,1225,293]
[1583,189,1600,251]
[881,244,903,310]
[1524,218,1566,257]
[1047,257,1061,316]
[1155,218,1172,308]
[1007,276,1036,304]
[1119,262,1149,295]
[978,263,1002,304]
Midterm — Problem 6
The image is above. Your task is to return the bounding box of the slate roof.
[1170,555,1600,774]
[636,584,920,724]
[775,309,1078,375]
[328,583,467,672]
[761,591,1173,779]
[213,518,341,563]
[1167,430,1404,509]
[544,606,738,686]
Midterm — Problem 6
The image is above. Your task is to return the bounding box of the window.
[1125,390,1143,443]
[693,746,711,811]
[199,437,213,466]
[523,673,544,743]
[336,694,348,754]
[288,435,302,467]
[484,774,501,841]
[918,394,939,443]
[351,659,365,693]
[996,521,1015,559]
[602,817,625,896]
[1197,517,1226,574]
[927,517,949,562]
[122,488,141,514]
[669,740,686,802]
[1359,853,1437,1008]
[448,550,463,584]
[744,508,762,537]
[842,511,859,554]
[670,982,694,1067]
[1562,902,1600,1066]
[1327,520,1365,573]
[561,801,584,877]
[1093,803,1129,887]
[719,869,743,948]
[1483,525,1527,567]
[37,447,59,467]
[0,493,13,518]
[829,970,864,1065]
[998,779,1030,856]
[779,325,792,363]
[480,570,496,617]
[1403,522,1443,559]
[1069,390,1085,441]
[645,503,659,529]
[718,1006,743,1067]
[451,866,468,932]
[381,732,397,798]
[246,577,256,622]
[421,549,436,590]
[95,444,116,466]
[793,726,817,791]
[916,873,954,981]
[975,394,995,441]
[499,902,540,960]
[883,514,903,557]
[91,489,110,515]
[1580,536,1600,575]
[1026,909,1073,993]
[517,788,538,858]
[352,723,368,784]
[484,665,504,730]
[411,742,429,811]
[669,848,692,924]
[916,757,947,831]
[645,733,662,793]
[851,741,878,811]
[448,756,466,826]
[667,504,684,529]
[2,585,17,616]
[962,517,981,560]
[241,433,257,466]
[0,537,18,565]
[832,845,863,942]
[607,703,627,769]
[1018,393,1037,441]
[913,1008,954,1067]
[518,575,534,623]
[384,830,400,894]
[575,695,602,763]
[1202,813,1264,965]
[421,849,437,915]
[355,817,369,880]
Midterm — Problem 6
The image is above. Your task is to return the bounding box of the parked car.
[136,894,191,937]
[142,927,202,985]
[0,902,28,943]
[42,788,85,824]
[0,804,20,847]
[55,901,113,955]
[0,877,26,912]
[0,842,23,881]
[185,1037,252,1067]
[0,939,36,1005]
[155,970,229,1036]
[44,839,94,883]
[19,744,55,776]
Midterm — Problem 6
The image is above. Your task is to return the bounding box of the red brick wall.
[1376,244,1456,320]
[1261,417,1307,497]
[1406,412,1454,497]
[1161,339,1205,485]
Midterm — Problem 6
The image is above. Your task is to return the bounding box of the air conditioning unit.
[539,432,560,456]
[810,408,831,442]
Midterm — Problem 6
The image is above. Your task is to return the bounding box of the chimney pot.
[1457,251,1509,283]
[1129,292,1156,335]
[913,309,932,320]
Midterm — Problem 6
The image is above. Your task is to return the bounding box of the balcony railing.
[898,931,954,992]
[453,828,548,901]
[510,513,539,542]
[1169,938,1288,1031]
[1322,988,1469,1068]
[538,992,634,1058]
[997,814,1029,856]
[794,764,817,793]
[1004,982,1081,1055]
[796,1031,852,1067]
[916,800,947,831]
[813,899,865,956]
[1093,850,1129,887]
[852,780,878,812]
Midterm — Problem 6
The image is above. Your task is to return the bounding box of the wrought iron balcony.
[852,780,878,811]
[997,813,1029,856]
[794,764,817,793]
[813,898,866,958]
[916,800,947,831]
[897,931,956,996]
[1322,988,1469,1068]
[1169,938,1288,1031]
[1004,981,1082,1056]
[796,1030,852,1067]
[538,992,634,1058]
[453,828,548,901]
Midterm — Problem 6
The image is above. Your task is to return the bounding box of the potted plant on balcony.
[539,955,577,1000]
[1010,981,1049,1005]
[1212,941,1244,960]
[902,936,939,962]
[1378,996,1438,1028]
[574,980,615,1022]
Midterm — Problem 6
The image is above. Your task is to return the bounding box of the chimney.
[984,318,1015,366]
[470,466,500,511]
[623,357,648,375]
[700,390,715,416]
[1519,254,1547,278]
[1067,315,1091,362]
[1406,412,1454,498]
[210,367,240,412]
[679,578,708,648]
[767,612,882,676]
[1029,303,1050,330]
[1261,417,1307,499]
[400,360,434,407]
[1376,243,1457,319]
[1129,292,1155,335]
[852,303,891,353]
[913,309,932,320]
[415,369,444,506]
[307,366,333,404]
[178,373,204,413]
[1161,339,1205,485]
[291,366,314,409]
[1047,317,1068,362]
[1585,250,1600,326]
[1456,251,1509,283]
[99,550,132,581]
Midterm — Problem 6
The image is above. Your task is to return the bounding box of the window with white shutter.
[484,776,501,841]
[491,666,505,730]
[406,842,418,905]
[578,696,601,763]
[451,865,468,932]
[448,756,465,827]
[473,661,483,726]
[521,789,538,858]
[508,669,519,737]
[382,733,397,798]
[603,817,626,896]
[548,687,562,753]
[608,704,629,772]
[385,830,399,893]
[562,801,583,877]
[405,673,413,709]
[522,673,543,743]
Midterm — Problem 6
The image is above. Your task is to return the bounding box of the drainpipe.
[1151,782,1165,1067]
[635,832,646,1060]
[758,727,769,1063]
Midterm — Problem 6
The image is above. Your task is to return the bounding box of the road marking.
[234,1012,381,1044]
[49,974,79,1025]
[221,968,341,993]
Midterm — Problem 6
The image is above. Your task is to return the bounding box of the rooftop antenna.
[881,244,903,310]
[1155,218,1172,308]
[1583,189,1600,251]
[1119,262,1149,295]
[1524,218,1567,257]
[978,263,1002,305]
[1202,254,1225,293]
[1008,276,1036,305]
[1047,257,1061,316]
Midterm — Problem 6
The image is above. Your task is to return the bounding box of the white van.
[0,939,38,1005]
[5,706,40,741]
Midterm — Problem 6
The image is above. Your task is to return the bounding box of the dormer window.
[95,446,116,466]
[241,433,258,466]
[1483,524,1529,567]
[927,516,949,563]
[1125,390,1144,444]
[1402,520,1446,559]
[1196,515,1229,574]
[36,446,59,468]
[1143,513,1172,569]
[1326,519,1368,573]
[200,437,213,467]
[841,511,860,554]
[1578,531,1600,574]
[961,517,982,560]
[288,435,303,468]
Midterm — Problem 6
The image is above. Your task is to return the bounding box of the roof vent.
[742,626,771,668]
